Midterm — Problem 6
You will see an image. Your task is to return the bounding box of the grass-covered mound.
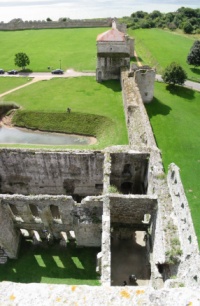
[0,239,100,285]
[0,28,109,72]
[13,110,114,141]
[2,77,128,148]
[146,81,200,244]
[129,28,200,82]
[0,77,31,94]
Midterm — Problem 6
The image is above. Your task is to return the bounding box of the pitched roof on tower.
[97,28,125,42]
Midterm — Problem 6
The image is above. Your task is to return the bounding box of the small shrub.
[108,185,119,193]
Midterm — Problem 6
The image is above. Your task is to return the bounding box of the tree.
[183,21,193,34]
[162,62,187,85]
[14,52,30,70]
[187,40,200,67]
[46,17,52,21]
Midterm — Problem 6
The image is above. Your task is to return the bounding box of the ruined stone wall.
[110,195,157,225]
[110,152,149,194]
[0,149,104,196]
[0,201,20,258]
[0,19,112,30]
[0,194,103,252]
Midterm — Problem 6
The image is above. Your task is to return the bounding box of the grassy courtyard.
[1,77,128,149]
[0,239,100,285]
[0,77,31,94]
[0,28,109,72]
[147,82,200,243]
[129,28,200,82]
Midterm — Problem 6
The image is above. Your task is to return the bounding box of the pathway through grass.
[0,77,31,94]
[129,28,200,82]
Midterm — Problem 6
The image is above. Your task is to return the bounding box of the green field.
[0,77,31,94]
[1,77,128,149]
[0,239,100,285]
[147,82,200,243]
[128,28,200,82]
[0,28,108,72]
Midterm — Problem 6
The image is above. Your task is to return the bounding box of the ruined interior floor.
[111,231,150,286]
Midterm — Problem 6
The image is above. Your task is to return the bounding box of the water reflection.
[0,126,94,145]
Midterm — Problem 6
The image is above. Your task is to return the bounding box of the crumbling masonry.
[0,25,200,305]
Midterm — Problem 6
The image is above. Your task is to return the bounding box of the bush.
[183,21,193,34]
[162,62,187,85]
[187,40,200,67]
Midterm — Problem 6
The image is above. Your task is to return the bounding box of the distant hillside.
[120,7,200,34]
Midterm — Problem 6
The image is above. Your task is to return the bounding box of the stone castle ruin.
[0,22,200,304]
[96,21,134,82]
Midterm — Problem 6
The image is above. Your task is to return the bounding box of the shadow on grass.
[0,239,100,285]
[166,84,195,100]
[131,55,143,63]
[19,68,33,73]
[145,97,172,118]
[190,67,200,76]
[100,80,121,92]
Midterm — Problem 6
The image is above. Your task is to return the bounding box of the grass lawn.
[0,77,31,94]
[0,28,108,72]
[0,239,100,285]
[1,77,128,149]
[128,28,200,82]
[146,81,200,244]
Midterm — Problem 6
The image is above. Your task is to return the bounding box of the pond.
[0,126,95,145]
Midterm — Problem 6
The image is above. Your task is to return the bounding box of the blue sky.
[0,1,199,22]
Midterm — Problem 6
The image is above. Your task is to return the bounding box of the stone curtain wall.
[0,150,104,196]
[0,19,112,31]
[121,68,157,148]
[167,163,200,287]
[120,68,198,288]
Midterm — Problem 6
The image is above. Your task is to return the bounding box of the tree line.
[120,7,200,34]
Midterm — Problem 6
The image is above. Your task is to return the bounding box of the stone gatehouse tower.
[96,21,134,82]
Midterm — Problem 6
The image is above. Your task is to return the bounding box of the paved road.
[0,69,95,80]
[1,70,200,93]
[156,74,200,92]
